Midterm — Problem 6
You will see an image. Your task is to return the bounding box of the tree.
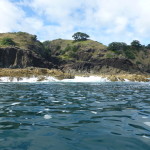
[146,44,150,49]
[107,42,128,52]
[72,32,90,41]
[131,40,142,50]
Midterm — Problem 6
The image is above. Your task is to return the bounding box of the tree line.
[107,40,150,52]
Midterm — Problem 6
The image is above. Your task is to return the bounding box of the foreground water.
[0,82,150,150]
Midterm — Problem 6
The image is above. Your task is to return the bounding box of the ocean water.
[0,82,150,150]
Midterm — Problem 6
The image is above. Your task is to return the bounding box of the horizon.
[1,0,150,45]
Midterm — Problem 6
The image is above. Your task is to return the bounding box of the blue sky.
[1,0,150,45]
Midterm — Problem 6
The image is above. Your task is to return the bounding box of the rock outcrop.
[0,47,54,69]
[62,58,141,74]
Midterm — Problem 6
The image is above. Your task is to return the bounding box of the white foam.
[142,116,148,119]
[38,111,43,114]
[61,76,109,82]
[1,75,148,83]
[44,108,50,111]
[52,100,60,103]
[144,122,150,126]
[124,79,130,82]
[91,111,98,114]
[11,102,21,106]
[44,114,52,119]
[142,135,150,139]
[0,76,59,82]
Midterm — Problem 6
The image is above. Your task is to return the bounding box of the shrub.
[72,45,79,52]
[136,61,142,65]
[0,37,16,46]
[68,51,77,58]
[31,35,37,41]
[124,50,135,59]
[107,42,127,53]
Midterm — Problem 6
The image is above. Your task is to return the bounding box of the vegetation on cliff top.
[0,32,45,57]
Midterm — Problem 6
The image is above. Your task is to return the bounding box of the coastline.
[0,68,149,82]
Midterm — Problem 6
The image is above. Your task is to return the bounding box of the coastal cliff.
[0,32,150,81]
[0,47,54,68]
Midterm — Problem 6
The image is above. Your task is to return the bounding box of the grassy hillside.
[0,32,45,56]
[43,38,150,73]
[43,39,108,61]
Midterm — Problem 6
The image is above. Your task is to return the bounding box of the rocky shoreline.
[0,68,149,82]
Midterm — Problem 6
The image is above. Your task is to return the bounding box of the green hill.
[43,39,107,61]
[43,39,150,73]
[0,32,45,56]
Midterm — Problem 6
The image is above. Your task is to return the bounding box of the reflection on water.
[0,82,150,150]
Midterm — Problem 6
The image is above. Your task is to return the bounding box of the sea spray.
[61,76,109,82]
[0,75,149,82]
[0,76,109,82]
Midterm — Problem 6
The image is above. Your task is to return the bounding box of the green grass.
[0,32,45,56]
[44,39,107,60]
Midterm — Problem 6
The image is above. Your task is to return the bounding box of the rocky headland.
[0,32,150,82]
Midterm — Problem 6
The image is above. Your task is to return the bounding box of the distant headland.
[0,31,150,82]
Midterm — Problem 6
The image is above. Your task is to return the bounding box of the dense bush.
[107,42,127,53]
[131,40,143,51]
[124,50,135,59]
[0,37,16,46]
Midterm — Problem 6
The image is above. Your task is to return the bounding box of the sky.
[0,0,150,45]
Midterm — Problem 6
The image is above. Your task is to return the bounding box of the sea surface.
[0,82,150,150]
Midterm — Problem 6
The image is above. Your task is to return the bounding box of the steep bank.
[0,47,54,68]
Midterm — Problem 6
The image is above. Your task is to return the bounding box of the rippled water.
[0,82,150,150]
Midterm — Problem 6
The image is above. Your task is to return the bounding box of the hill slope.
[43,39,148,74]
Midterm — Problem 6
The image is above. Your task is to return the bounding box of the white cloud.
[0,0,25,32]
[1,0,150,45]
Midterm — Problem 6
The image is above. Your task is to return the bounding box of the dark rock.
[62,58,141,74]
[0,47,55,69]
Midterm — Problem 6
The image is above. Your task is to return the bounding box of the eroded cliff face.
[0,47,54,69]
[62,58,141,74]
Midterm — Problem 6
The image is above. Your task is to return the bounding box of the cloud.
[1,0,150,45]
[0,0,24,32]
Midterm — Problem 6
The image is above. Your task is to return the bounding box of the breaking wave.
[0,76,109,82]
